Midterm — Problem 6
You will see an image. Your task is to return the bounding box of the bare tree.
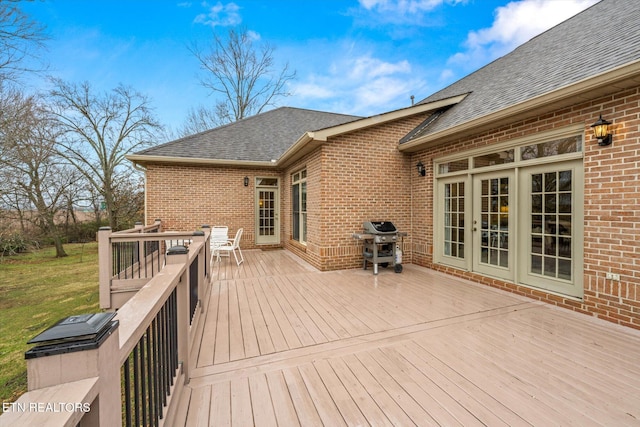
[0,88,74,257]
[187,27,295,132]
[48,79,161,230]
[0,2,47,83]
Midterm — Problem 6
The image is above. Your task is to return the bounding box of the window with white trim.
[291,169,307,244]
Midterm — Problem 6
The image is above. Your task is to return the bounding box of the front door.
[255,178,280,245]
[472,171,514,280]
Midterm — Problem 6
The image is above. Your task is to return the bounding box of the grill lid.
[363,221,397,234]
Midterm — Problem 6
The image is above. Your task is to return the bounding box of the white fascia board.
[126,154,278,168]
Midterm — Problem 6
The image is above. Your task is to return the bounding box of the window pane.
[443,182,465,259]
[474,150,514,168]
[544,172,556,192]
[256,178,278,186]
[301,182,307,211]
[438,159,469,174]
[531,255,542,274]
[292,184,300,240]
[520,136,582,160]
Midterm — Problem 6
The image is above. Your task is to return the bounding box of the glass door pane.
[473,171,514,280]
[529,170,572,280]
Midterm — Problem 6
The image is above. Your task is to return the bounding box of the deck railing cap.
[167,245,189,255]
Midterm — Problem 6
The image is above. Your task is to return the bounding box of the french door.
[518,161,583,297]
[472,171,515,280]
[255,178,280,245]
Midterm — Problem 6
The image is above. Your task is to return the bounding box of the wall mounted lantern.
[244,176,249,187]
[416,161,426,176]
[591,115,613,146]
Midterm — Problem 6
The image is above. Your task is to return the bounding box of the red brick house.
[129,0,640,329]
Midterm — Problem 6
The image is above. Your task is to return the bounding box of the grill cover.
[363,221,397,234]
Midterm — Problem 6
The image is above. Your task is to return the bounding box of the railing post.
[98,227,113,310]
[134,222,144,269]
[167,246,190,383]
[25,316,121,427]
[201,225,211,279]
[192,231,206,314]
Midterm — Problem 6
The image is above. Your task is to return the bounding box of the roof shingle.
[136,107,361,162]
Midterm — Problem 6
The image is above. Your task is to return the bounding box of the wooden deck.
[176,249,640,426]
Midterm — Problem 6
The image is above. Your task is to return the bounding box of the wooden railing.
[98,220,211,310]
[0,223,212,427]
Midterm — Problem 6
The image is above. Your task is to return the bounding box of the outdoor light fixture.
[591,114,613,146]
[244,176,249,187]
[416,161,426,176]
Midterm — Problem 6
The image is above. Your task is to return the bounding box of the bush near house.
[0,242,99,410]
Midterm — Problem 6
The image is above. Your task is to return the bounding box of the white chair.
[214,228,244,266]
[209,226,229,263]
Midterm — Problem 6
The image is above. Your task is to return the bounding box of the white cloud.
[349,56,411,80]
[194,1,241,27]
[292,81,335,99]
[290,52,426,115]
[355,0,466,26]
[359,0,461,14]
[449,0,599,70]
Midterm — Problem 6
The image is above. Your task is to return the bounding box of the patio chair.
[213,228,244,266]
[209,226,229,263]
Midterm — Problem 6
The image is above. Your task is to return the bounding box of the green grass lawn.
[0,242,99,408]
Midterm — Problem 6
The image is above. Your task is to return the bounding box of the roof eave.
[399,59,640,153]
[126,154,279,168]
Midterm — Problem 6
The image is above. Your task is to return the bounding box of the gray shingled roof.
[407,0,640,141]
[136,107,361,162]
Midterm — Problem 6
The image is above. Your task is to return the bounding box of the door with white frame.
[472,170,515,281]
[255,177,280,245]
[517,160,583,297]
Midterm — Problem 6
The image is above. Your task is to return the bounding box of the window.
[291,170,307,244]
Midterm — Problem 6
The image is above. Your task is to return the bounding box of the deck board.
[181,249,640,426]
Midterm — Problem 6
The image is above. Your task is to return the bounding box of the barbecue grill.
[352,221,405,275]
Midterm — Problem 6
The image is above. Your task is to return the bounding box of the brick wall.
[145,164,281,249]
[280,113,431,271]
[410,87,640,329]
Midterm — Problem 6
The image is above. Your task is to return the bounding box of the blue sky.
[20,0,599,135]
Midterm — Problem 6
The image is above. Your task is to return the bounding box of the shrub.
[0,233,30,256]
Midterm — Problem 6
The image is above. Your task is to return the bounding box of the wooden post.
[201,225,211,279]
[134,222,144,272]
[26,322,122,427]
[192,231,206,315]
[97,227,112,310]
